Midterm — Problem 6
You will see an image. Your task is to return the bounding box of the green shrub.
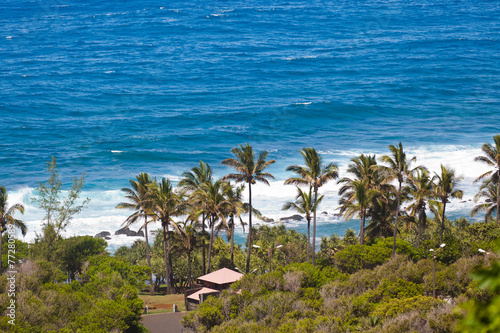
[284,262,344,288]
[334,244,392,274]
[372,295,443,318]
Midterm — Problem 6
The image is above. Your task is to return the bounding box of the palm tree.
[116,173,156,295]
[283,186,323,261]
[474,135,500,224]
[338,154,379,193]
[285,148,338,265]
[432,165,463,243]
[179,160,212,274]
[338,154,393,240]
[406,169,433,247]
[0,186,26,273]
[338,180,377,245]
[221,143,276,273]
[380,142,419,256]
[149,178,184,294]
[193,179,230,273]
[225,183,247,267]
[172,219,199,288]
[471,181,498,222]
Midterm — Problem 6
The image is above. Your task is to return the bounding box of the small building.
[185,268,243,311]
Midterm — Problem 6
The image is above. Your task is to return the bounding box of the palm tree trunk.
[163,218,174,294]
[230,215,235,267]
[360,209,366,245]
[312,187,317,266]
[188,250,192,289]
[496,171,499,225]
[417,210,423,248]
[162,221,169,293]
[202,213,206,275]
[144,217,154,296]
[392,181,402,256]
[0,229,3,274]
[440,201,447,244]
[207,215,215,273]
[306,217,310,263]
[246,182,252,273]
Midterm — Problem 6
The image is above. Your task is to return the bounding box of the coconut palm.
[172,219,199,288]
[285,147,338,265]
[338,154,379,194]
[179,160,212,274]
[0,186,26,273]
[224,183,247,267]
[471,181,498,223]
[380,142,419,256]
[193,179,231,273]
[432,165,463,243]
[338,154,393,240]
[149,178,184,294]
[116,173,156,295]
[406,169,433,247]
[338,180,378,245]
[474,135,500,224]
[283,186,323,261]
[221,143,276,273]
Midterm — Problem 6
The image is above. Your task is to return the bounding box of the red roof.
[197,268,243,285]
[187,287,220,302]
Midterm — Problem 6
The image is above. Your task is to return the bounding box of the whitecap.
[104,71,115,74]
[111,150,123,153]
[5,36,12,39]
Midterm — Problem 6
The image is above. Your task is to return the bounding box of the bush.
[284,263,344,288]
[372,296,443,319]
[334,244,392,274]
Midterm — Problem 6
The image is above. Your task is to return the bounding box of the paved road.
[142,312,193,333]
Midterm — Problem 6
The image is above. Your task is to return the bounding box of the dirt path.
[142,312,193,333]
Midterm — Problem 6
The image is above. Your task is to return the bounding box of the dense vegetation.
[182,222,500,332]
[0,135,499,331]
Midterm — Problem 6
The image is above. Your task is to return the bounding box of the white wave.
[5,36,12,39]
[284,55,318,61]
[111,150,123,153]
[294,102,312,105]
[104,71,115,74]
[160,174,182,182]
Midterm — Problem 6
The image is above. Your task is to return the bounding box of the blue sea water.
[1,0,499,252]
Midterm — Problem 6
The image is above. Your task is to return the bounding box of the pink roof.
[187,287,220,301]
[197,268,243,285]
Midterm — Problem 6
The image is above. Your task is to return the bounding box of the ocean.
[1,0,499,252]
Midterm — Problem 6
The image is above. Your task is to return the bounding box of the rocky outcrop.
[262,216,275,223]
[115,226,140,237]
[280,214,303,221]
[95,231,111,240]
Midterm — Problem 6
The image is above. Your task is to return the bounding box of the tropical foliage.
[3,138,500,332]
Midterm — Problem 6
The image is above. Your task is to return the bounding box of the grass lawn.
[139,290,186,314]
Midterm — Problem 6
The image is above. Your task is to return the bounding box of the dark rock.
[280,214,303,221]
[95,231,111,239]
[105,236,111,240]
[321,211,328,215]
[115,226,138,237]
[136,230,144,237]
[262,216,275,223]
